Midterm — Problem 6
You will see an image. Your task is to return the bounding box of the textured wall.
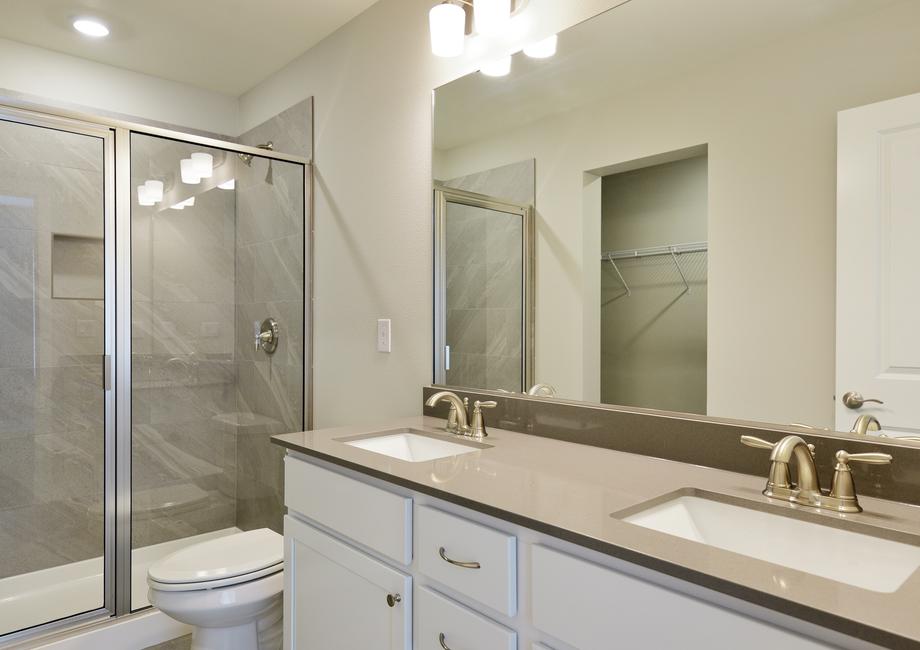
[0,121,105,577]
[235,99,312,533]
[440,160,534,392]
[131,135,239,549]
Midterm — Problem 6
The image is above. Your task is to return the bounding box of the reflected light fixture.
[169,202,185,210]
[144,180,164,203]
[137,185,154,206]
[523,34,557,59]
[191,152,213,179]
[429,2,466,58]
[480,55,511,77]
[180,158,201,184]
[475,0,510,37]
[218,179,235,190]
[73,18,109,38]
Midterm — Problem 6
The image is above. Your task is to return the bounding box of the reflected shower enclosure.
[0,103,311,639]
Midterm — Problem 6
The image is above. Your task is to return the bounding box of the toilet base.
[190,598,282,650]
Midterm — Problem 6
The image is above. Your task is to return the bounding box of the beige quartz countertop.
[272,416,920,648]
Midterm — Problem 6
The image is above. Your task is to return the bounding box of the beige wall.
[238,0,627,427]
[435,0,920,428]
[0,37,239,135]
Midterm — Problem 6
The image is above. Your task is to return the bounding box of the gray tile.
[144,635,191,650]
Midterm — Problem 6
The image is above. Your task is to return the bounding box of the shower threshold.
[0,527,239,637]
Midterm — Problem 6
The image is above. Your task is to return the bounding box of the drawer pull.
[438,633,452,650]
[439,546,481,569]
[386,593,402,607]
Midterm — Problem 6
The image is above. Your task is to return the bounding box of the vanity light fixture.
[190,152,213,179]
[144,180,164,203]
[523,34,557,58]
[169,201,185,211]
[73,18,109,38]
[180,158,201,184]
[137,185,154,206]
[182,196,195,207]
[475,0,511,36]
[480,55,512,77]
[429,2,466,58]
[218,179,235,190]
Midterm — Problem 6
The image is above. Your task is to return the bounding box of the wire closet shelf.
[601,241,708,296]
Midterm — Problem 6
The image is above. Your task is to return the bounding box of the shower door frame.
[0,96,314,642]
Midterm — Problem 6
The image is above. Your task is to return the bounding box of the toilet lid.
[148,529,283,585]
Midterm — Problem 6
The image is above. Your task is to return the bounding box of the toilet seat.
[148,528,283,592]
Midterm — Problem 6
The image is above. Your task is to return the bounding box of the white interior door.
[837,92,920,435]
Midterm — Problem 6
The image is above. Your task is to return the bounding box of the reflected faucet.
[851,414,881,436]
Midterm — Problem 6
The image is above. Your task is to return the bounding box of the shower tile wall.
[0,121,105,578]
[442,160,533,392]
[234,99,311,533]
[131,136,238,548]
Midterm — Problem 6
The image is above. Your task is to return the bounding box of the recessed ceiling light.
[73,19,109,38]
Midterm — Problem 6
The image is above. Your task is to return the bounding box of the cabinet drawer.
[416,506,516,616]
[284,456,411,564]
[532,545,835,650]
[416,586,516,650]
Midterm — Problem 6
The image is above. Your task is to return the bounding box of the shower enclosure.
[0,101,311,640]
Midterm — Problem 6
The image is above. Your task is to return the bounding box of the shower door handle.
[103,354,112,391]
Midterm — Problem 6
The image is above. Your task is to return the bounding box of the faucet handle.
[836,450,892,466]
[470,400,497,439]
[740,435,776,450]
[827,450,893,513]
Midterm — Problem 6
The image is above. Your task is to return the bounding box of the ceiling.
[434,0,904,151]
[0,0,381,95]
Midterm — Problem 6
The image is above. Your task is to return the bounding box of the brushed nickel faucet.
[425,391,496,440]
[425,391,471,436]
[741,434,892,513]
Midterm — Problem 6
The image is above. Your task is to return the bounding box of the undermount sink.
[617,491,920,593]
[339,428,489,463]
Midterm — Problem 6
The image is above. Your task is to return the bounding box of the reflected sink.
[617,491,920,593]
[339,429,489,463]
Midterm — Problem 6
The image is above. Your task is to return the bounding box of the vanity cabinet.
[284,514,411,650]
[283,454,845,650]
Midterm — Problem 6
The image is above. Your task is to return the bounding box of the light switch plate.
[377,318,392,353]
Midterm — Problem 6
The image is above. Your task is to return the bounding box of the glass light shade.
[144,179,164,202]
[182,196,195,207]
[429,3,465,58]
[480,55,512,77]
[73,19,109,38]
[218,179,236,190]
[523,34,557,58]
[180,158,201,184]
[169,202,185,210]
[191,152,213,178]
[475,0,510,36]
[137,185,154,206]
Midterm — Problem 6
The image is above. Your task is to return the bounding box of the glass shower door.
[0,113,113,635]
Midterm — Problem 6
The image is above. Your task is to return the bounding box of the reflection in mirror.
[433,168,534,392]
[432,0,920,442]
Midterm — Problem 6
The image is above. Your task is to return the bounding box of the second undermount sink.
[339,429,489,463]
[617,490,920,593]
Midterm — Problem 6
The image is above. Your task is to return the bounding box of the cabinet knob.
[386,593,402,608]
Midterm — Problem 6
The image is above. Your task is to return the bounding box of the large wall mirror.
[432,0,920,442]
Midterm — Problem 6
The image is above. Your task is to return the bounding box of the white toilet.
[147,528,284,650]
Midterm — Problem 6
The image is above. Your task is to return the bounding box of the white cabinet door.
[284,515,411,650]
[837,91,920,435]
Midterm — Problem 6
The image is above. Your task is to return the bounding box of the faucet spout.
[425,391,470,435]
[767,435,820,498]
